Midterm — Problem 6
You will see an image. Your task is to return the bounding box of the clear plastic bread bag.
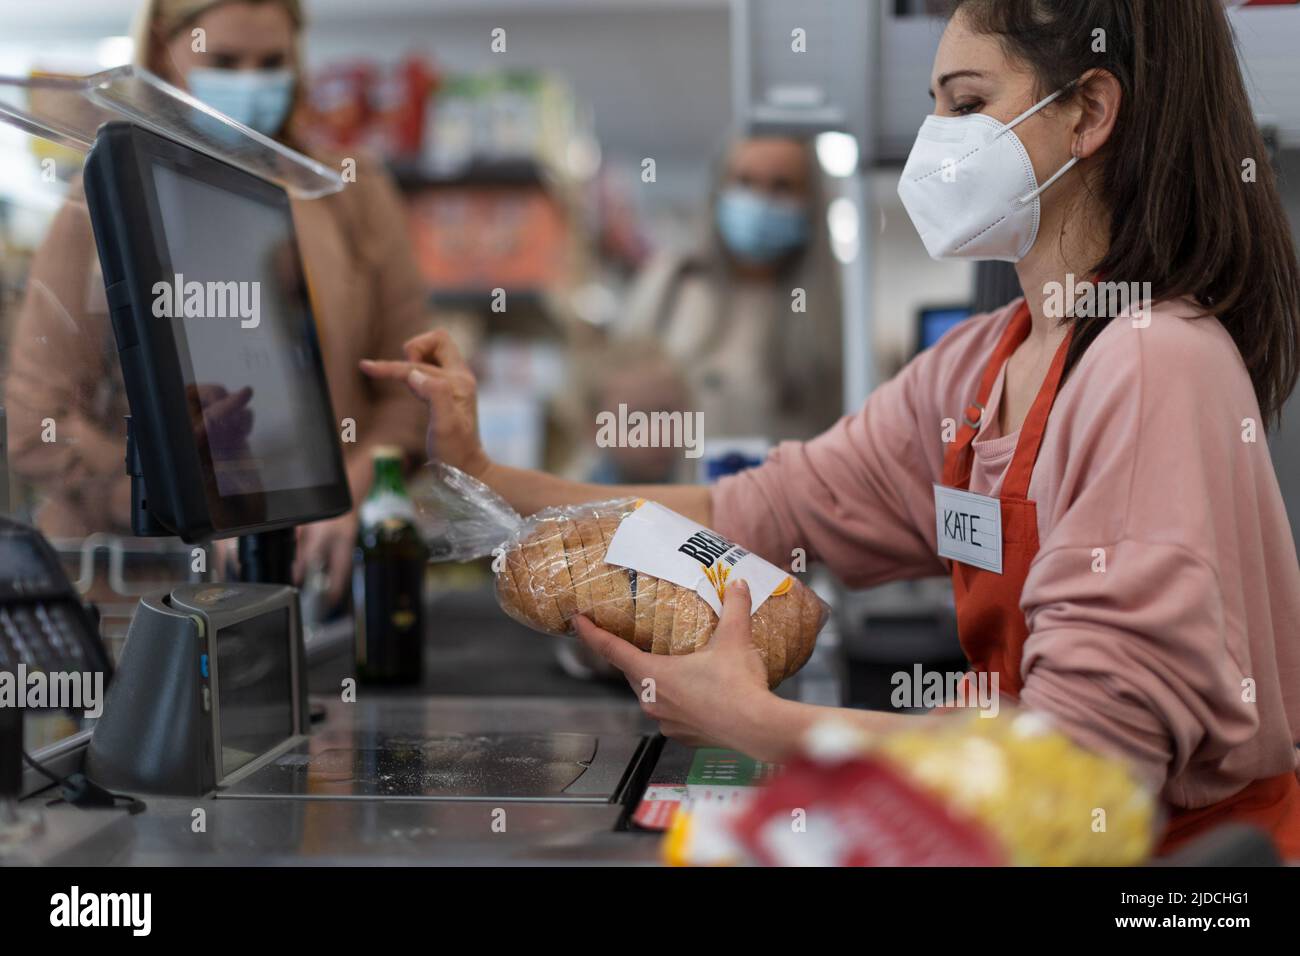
[412,463,830,688]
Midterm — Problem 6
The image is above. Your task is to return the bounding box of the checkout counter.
[0,69,842,866]
[9,575,847,867]
[12,599,663,866]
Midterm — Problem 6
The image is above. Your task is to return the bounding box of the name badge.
[933,484,1003,574]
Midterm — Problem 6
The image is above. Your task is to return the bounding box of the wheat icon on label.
[703,560,731,601]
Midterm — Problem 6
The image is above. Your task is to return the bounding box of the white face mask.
[896,87,1079,262]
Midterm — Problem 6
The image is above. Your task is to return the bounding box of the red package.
[368,56,438,159]
[728,755,1006,867]
[304,62,373,151]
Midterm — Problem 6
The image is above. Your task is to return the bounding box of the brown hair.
[953,0,1300,425]
[132,0,304,70]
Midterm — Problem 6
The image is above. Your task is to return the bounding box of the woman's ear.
[1072,68,1122,159]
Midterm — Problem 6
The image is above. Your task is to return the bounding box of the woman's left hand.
[573,579,777,752]
[294,510,359,606]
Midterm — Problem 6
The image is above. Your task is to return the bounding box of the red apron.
[940,301,1300,860]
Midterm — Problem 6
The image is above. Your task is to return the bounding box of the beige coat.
[5,152,429,536]
[621,249,844,443]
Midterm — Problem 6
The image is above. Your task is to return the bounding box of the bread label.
[603,501,792,616]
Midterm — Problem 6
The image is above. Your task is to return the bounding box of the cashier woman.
[5,0,427,601]
[364,0,1300,857]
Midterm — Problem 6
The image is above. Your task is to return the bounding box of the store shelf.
[427,286,548,309]
[389,157,552,191]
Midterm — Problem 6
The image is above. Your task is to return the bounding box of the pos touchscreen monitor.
[82,122,350,542]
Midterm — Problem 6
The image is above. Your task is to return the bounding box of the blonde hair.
[131,0,304,70]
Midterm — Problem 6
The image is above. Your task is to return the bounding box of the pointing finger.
[359,357,436,381]
[401,328,468,373]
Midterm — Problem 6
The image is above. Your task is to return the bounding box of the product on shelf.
[302,55,438,159]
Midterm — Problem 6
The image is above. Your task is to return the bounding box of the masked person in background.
[619,136,843,442]
[5,0,430,604]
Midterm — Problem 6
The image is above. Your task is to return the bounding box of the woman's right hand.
[359,329,491,477]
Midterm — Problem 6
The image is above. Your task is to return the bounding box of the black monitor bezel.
[83,122,350,542]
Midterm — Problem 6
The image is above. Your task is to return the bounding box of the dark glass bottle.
[353,447,427,685]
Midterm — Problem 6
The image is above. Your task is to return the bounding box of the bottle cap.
[370,444,404,461]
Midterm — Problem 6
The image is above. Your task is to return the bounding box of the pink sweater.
[712,298,1300,809]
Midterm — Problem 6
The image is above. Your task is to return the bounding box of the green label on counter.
[686,749,781,790]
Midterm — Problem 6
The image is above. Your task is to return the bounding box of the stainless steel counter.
[15,694,664,866]
[9,584,841,867]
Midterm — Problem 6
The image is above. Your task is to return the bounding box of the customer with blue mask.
[619,135,844,442]
[6,0,433,609]
[135,0,299,137]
